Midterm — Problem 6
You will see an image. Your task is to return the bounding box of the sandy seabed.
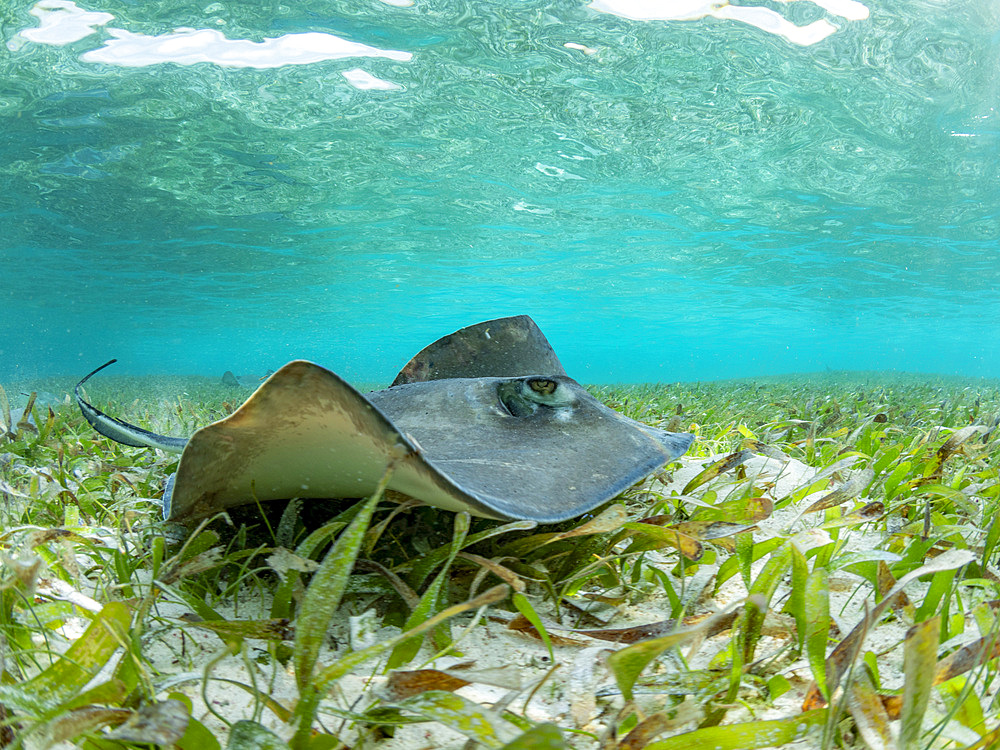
[4,372,998,749]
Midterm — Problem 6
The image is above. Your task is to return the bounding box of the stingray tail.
[75,360,189,454]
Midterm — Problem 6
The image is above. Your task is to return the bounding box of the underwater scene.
[3,0,1000,748]
[2,0,998,383]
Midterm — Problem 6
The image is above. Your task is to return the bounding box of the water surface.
[2,0,997,383]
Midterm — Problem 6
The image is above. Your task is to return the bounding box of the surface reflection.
[14,0,413,69]
[589,0,869,45]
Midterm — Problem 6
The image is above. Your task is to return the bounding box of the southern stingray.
[76,316,694,524]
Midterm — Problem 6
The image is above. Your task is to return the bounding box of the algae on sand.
[1,372,998,748]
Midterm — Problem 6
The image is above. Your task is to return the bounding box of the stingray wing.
[165,361,493,522]
[166,361,694,524]
[372,375,693,522]
[391,315,567,385]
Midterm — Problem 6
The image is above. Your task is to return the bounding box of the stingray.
[75,316,694,524]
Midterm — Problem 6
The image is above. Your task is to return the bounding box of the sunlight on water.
[1,0,997,382]
[588,0,869,46]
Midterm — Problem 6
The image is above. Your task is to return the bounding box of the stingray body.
[76,316,694,524]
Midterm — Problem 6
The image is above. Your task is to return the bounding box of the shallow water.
[2,0,997,384]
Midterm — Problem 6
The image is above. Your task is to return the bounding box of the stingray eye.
[527,378,557,396]
[522,378,575,407]
[498,378,575,417]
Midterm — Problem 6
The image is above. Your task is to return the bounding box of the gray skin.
[371,373,694,521]
[75,316,694,524]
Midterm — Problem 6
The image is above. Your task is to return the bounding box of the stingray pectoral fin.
[75,360,188,453]
[165,361,493,523]
[391,315,567,385]
[372,376,695,523]
[165,363,697,525]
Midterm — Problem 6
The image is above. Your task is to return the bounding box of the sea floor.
[1,372,999,749]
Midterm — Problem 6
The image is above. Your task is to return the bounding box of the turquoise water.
[2,0,997,384]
